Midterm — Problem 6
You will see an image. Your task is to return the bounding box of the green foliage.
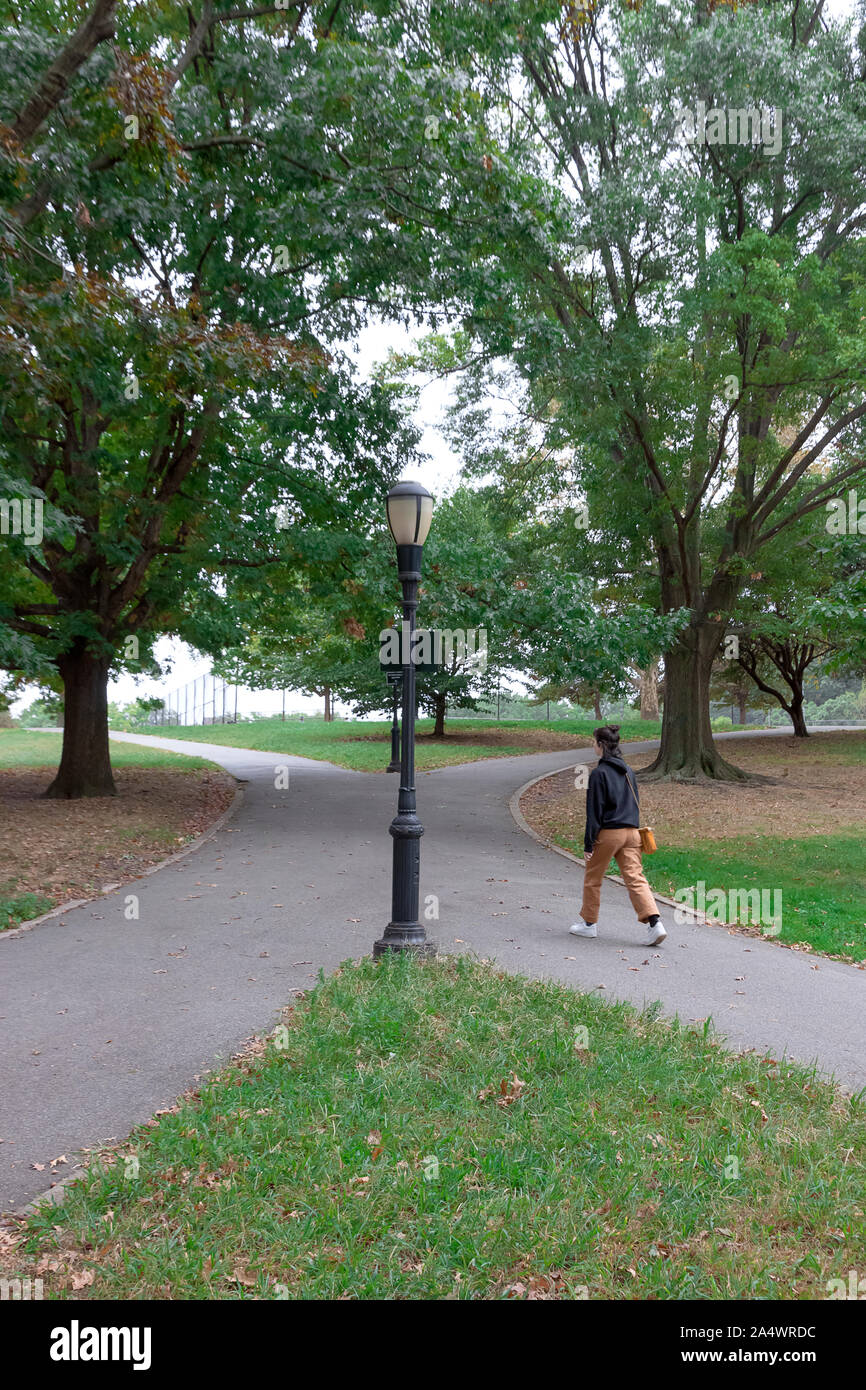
[105,697,165,731]
[16,692,64,727]
[388,1,866,769]
[0,884,54,932]
[5,1,866,784]
[806,691,866,723]
[0,1,429,765]
[726,522,866,726]
[217,483,686,726]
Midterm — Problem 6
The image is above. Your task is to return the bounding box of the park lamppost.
[386,671,402,773]
[373,480,436,958]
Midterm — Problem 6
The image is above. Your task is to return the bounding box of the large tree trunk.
[324,685,332,721]
[789,687,809,737]
[44,645,115,798]
[593,689,602,720]
[433,691,446,737]
[738,691,747,726]
[638,662,660,720]
[641,621,748,782]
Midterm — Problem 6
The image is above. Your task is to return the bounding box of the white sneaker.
[645,919,667,946]
[569,922,597,938]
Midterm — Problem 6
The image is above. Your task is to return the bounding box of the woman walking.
[570,725,667,945]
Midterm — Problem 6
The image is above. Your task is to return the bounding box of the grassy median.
[125,714,665,771]
[0,731,225,773]
[6,954,864,1300]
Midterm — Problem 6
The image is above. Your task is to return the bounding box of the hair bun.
[609,724,620,734]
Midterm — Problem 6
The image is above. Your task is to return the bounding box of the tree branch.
[10,0,118,147]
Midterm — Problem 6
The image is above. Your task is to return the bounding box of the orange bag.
[625,770,657,855]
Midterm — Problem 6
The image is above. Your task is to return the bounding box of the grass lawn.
[0,730,234,929]
[522,732,866,963]
[117,714,668,771]
[5,954,863,1300]
[631,833,866,963]
[0,731,221,773]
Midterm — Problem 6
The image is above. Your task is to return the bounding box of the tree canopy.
[0,0,436,793]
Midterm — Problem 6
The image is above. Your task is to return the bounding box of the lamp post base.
[386,760,401,773]
[373,931,438,959]
[375,808,435,957]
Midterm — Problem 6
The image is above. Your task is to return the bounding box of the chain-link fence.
[147,672,240,726]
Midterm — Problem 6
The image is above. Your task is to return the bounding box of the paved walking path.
[2,728,864,1211]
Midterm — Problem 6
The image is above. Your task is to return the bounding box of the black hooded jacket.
[584,750,640,853]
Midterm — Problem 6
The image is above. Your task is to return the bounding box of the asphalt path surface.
[2,726,863,1211]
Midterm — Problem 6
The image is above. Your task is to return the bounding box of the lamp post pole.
[386,675,401,773]
[374,481,436,958]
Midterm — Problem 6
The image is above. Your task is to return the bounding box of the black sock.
[647,914,660,926]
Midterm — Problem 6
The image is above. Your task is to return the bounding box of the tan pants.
[580,827,658,924]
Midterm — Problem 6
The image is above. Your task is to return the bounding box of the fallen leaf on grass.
[503,1270,563,1300]
[478,1074,527,1107]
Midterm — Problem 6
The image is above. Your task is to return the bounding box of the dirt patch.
[520,732,866,848]
[0,766,236,915]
